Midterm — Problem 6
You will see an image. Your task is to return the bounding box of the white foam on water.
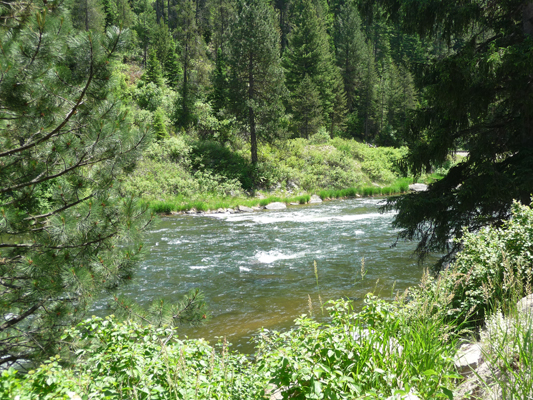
[240,267,251,272]
[354,230,364,235]
[255,250,307,264]
[208,210,395,225]
[190,266,209,270]
[166,239,182,245]
[150,228,169,233]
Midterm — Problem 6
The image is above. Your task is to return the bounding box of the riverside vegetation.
[2,0,532,398]
[123,135,417,214]
[3,201,533,399]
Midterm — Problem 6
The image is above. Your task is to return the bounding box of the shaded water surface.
[97,198,429,353]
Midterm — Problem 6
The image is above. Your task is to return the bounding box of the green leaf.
[440,387,454,399]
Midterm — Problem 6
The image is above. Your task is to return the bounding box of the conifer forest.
[1,0,533,397]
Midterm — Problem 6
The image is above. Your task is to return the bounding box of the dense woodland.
[1,0,533,384]
[69,0,426,151]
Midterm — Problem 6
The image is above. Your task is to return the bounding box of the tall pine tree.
[228,0,286,165]
[334,0,375,135]
[69,0,106,32]
[284,0,345,134]
[0,1,151,367]
[290,74,323,138]
[174,0,207,129]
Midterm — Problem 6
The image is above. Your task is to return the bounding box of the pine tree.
[334,1,371,117]
[368,0,533,268]
[144,47,165,87]
[112,0,135,27]
[164,42,183,89]
[210,48,231,113]
[284,0,345,131]
[0,1,151,367]
[210,0,235,58]
[131,0,157,65]
[290,74,323,138]
[272,0,291,53]
[228,0,286,165]
[153,108,170,140]
[152,22,173,71]
[174,0,207,130]
[69,0,106,32]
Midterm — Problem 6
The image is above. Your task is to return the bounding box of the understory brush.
[122,136,408,207]
[405,201,533,330]
[1,296,460,400]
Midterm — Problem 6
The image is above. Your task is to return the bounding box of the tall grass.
[256,295,460,399]
[479,308,533,399]
[148,194,313,213]
[147,177,411,214]
[318,178,411,201]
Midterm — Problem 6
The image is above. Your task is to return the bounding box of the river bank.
[146,177,414,214]
[4,201,533,398]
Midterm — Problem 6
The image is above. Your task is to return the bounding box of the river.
[95,198,431,353]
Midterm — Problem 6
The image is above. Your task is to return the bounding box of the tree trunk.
[248,53,257,165]
[85,0,89,31]
[168,0,171,28]
[524,3,533,36]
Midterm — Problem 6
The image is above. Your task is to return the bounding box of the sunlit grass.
[146,177,413,214]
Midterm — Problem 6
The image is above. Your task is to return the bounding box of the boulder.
[237,205,254,213]
[265,202,287,210]
[454,360,503,400]
[287,180,299,190]
[517,294,533,318]
[386,391,421,400]
[408,183,428,192]
[454,343,483,377]
[309,194,323,204]
[289,202,300,206]
[252,206,262,211]
[215,208,226,213]
[186,208,197,215]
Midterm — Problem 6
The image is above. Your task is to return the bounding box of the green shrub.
[255,296,459,399]
[2,298,460,400]
[2,316,267,400]
[407,200,533,328]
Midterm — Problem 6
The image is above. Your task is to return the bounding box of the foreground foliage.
[406,201,533,329]
[1,296,460,399]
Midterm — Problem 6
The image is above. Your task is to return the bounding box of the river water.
[97,198,430,353]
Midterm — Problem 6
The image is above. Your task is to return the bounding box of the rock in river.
[309,194,323,203]
[408,183,428,192]
[265,202,286,210]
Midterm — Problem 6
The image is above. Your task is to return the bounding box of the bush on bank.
[405,200,533,329]
[120,136,407,203]
[1,296,459,400]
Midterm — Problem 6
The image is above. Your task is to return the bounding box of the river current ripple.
[95,198,429,352]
